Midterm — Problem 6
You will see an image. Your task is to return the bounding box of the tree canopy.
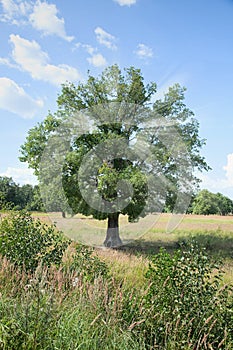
[0,176,43,211]
[20,65,210,247]
[191,189,233,215]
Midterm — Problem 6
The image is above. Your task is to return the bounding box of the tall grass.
[0,257,145,350]
[0,243,232,349]
[0,212,232,349]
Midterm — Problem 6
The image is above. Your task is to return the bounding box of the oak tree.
[20,65,209,247]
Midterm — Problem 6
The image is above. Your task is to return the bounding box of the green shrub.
[0,226,232,350]
[65,244,108,282]
[0,211,71,272]
[140,241,233,349]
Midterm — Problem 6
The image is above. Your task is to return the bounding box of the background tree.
[18,114,71,217]
[192,189,233,215]
[15,184,34,210]
[19,184,45,212]
[0,177,45,212]
[20,65,209,247]
[28,185,45,212]
[215,192,233,215]
[0,177,18,209]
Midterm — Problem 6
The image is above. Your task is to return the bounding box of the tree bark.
[104,212,122,248]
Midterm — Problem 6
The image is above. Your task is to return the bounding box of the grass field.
[31,212,233,284]
[0,211,232,349]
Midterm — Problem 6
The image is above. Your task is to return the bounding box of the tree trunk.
[104,213,122,248]
[62,211,66,218]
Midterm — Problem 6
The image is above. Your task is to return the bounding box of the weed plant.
[0,212,232,349]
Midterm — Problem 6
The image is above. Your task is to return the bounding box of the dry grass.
[31,212,233,237]
[5,211,233,285]
[95,247,148,288]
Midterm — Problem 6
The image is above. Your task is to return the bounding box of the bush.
[0,211,71,272]
[65,244,109,282]
[140,241,233,349]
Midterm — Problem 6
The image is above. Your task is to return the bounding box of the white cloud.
[9,34,81,86]
[223,153,233,185]
[135,43,153,59]
[77,43,107,67]
[0,167,37,185]
[0,77,43,118]
[198,174,221,190]
[0,57,18,68]
[198,153,233,197]
[1,0,21,18]
[0,0,32,23]
[94,27,117,50]
[0,0,74,41]
[83,44,96,55]
[87,53,107,67]
[29,1,74,42]
[114,0,136,6]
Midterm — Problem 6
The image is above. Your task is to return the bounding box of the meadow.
[0,211,232,349]
[33,212,233,284]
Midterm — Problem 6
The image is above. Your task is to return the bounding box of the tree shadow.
[118,239,177,256]
[117,233,233,259]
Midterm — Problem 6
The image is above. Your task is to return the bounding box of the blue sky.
[0,0,233,198]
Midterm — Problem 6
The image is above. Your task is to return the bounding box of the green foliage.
[26,185,45,212]
[0,267,56,350]
[0,211,70,272]
[215,192,233,215]
[20,65,210,245]
[0,259,144,350]
[0,176,18,209]
[0,238,232,349]
[16,184,34,210]
[65,244,108,282]
[141,241,233,348]
[0,177,45,212]
[192,189,233,215]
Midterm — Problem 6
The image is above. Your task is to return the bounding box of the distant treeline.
[0,176,232,216]
[188,189,233,216]
[0,176,44,211]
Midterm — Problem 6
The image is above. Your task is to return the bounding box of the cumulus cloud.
[0,0,74,41]
[198,153,233,196]
[114,0,136,6]
[0,0,32,24]
[0,166,37,185]
[29,1,74,42]
[87,53,107,67]
[82,44,96,56]
[9,34,81,85]
[223,153,233,185]
[0,77,43,118]
[135,43,153,59]
[94,27,117,50]
[0,57,18,68]
[76,43,107,67]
